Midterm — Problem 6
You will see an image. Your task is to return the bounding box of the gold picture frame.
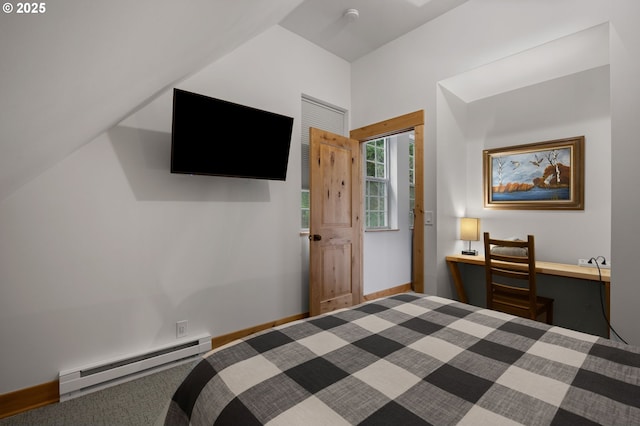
[483,136,584,210]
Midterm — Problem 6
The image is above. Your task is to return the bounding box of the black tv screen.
[171,89,294,180]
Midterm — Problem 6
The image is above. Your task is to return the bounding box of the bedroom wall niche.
[435,23,611,336]
[437,22,611,264]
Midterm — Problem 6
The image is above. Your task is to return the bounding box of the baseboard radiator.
[59,335,211,402]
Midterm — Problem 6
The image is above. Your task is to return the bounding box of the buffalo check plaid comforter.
[164,293,640,425]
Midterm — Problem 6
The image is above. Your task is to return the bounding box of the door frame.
[351,110,425,293]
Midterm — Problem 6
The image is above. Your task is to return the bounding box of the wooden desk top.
[446,254,610,283]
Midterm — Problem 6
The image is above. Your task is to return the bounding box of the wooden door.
[309,128,362,316]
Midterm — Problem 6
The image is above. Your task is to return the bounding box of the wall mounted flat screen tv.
[171,88,294,180]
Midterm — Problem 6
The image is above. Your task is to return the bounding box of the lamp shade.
[460,217,479,241]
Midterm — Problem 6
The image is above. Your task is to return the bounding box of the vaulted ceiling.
[281,0,468,62]
[0,0,466,202]
[0,0,304,201]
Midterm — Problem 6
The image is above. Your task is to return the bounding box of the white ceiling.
[0,0,304,202]
[0,0,605,203]
[280,0,469,62]
[0,0,470,202]
[439,23,610,103]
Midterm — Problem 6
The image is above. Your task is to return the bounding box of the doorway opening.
[351,111,425,294]
[363,131,415,295]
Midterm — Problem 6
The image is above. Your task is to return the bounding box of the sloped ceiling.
[0,0,303,201]
[439,23,610,103]
[280,0,468,62]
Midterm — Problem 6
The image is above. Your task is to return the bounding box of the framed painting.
[483,136,584,210]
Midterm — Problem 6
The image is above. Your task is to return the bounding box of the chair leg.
[546,302,554,325]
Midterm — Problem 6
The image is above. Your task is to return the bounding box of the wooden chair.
[483,232,553,324]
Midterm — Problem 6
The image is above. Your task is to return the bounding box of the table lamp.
[460,217,479,255]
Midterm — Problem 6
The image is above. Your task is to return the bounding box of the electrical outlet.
[578,258,611,269]
[176,320,188,338]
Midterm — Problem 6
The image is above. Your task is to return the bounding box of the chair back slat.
[484,232,537,319]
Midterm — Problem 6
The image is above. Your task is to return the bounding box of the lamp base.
[461,250,478,256]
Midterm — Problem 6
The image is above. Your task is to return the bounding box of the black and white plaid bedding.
[164,293,640,425]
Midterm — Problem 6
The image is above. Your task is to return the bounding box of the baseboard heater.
[59,335,211,402]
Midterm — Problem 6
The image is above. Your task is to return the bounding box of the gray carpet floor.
[0,361,196,426]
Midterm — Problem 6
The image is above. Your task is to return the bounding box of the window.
[365,138,389,229]
[365,133,413,231]
[301,189,310,229]
[300,97,346,230]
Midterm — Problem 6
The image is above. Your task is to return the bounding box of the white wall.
[352,0,640,344]
[610,0,640,345]
[460,65,611,263]
[0,26,350,394]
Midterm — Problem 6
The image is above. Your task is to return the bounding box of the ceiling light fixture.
[344,8,359,22]
[406,0,434,6]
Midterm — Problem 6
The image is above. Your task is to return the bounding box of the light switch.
[425,211,434,226]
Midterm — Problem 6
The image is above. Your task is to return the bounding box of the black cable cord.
[590,256,628,344]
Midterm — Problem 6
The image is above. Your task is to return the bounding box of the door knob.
[309,234,322,241]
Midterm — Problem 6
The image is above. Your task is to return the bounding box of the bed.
[163,293,640,425]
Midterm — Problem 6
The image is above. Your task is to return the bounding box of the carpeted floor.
[0,361,195,426]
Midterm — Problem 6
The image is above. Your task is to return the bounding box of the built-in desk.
[446,254,611,329]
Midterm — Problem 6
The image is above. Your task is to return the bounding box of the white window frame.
[365,138,390,229]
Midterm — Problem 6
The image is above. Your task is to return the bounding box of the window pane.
[366,162,376,177]
[370,181,379,196]
[367,145,375,161]
[370,196,378,211]
[365,138,389,229]
[301,190,310,229]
